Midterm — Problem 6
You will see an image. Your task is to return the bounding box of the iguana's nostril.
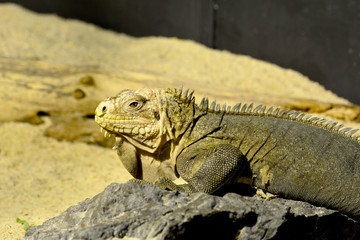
[96,102,109,117]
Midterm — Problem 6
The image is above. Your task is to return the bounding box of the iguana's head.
[95,88,194,153]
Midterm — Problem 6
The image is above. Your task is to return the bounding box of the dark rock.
[24,183,360,240]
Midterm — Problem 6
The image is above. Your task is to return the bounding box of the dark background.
[1,0,359,104]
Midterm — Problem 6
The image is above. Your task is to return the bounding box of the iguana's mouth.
[95,115,158,139]
[99,126,116,138]
[98,125,153,138]
[98,122,161,153]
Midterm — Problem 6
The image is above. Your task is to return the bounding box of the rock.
[24,183,360,240]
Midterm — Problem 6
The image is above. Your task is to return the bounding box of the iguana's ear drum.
[154,111,160,121]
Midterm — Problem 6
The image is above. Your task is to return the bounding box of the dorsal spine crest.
[197,97,360,142]
[172,88,360,142]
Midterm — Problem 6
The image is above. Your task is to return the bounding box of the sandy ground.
[0,119,132,239]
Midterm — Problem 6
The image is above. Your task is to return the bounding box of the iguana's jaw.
[95,114,159,139]
[95,115,161,153]
[95,89,165,153]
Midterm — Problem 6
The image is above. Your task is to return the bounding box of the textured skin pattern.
[95,88,360,220]
[177,144,246,193]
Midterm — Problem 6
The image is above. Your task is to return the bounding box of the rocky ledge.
[24,182,360,240]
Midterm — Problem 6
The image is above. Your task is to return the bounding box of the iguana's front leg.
[156,144,247,194]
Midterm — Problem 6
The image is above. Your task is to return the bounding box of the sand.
[0,119,132,239]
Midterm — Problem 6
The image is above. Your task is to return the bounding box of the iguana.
[95,87,360,220]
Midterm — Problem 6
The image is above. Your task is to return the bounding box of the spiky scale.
[285,110,297,117]
[324,120,333,126]
[253,104,263,113]
[247,103,254,113]
[298,112,307,120]
[199,97,206,109]
[259,106,266,114]
[266,106,275,115]
[303,114,313,120]
[291,111,302,118]
[240,104,247,113]
[340,127,353,133]
[273,107,281,115]
[334,124,344,131]
[278,108,290,117]
[177,86,183,96]
[183,88,189,98]
[309,117,320,122]
[318,118,327,123]
[204,98,209,110]
[328,122,338,129]
[222,103,227,112]
[227,105,231,112]
[187,90,194,101]
[349,129,359,136]
[232,103,241,112]
[210,100,216,110]
[216,104,220,112]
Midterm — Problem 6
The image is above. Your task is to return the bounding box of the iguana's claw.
[155,177,196,194]
[128,178,181,192]
[127,178,153,185]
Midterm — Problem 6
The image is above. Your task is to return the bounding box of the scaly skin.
[95,87,360,220]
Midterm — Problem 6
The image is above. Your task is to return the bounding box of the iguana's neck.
[159,89,196,141]
[178,106,226,146]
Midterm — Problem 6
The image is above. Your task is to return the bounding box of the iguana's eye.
[125,96,146,112]
[129,102,139,108]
